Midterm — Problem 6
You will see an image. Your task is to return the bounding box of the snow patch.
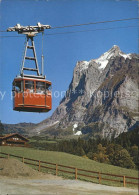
[73,123,78,132]
[94,46,131,70]
[120,53,131,59]
[79,61,89,71]
[74,131,82,136]
[96,59,109,70]
[95,49,116,70]
[77,46,131,72]
[73,123,82,135]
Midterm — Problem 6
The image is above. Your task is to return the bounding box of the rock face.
[33,45,139,138]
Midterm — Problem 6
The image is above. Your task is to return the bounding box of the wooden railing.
[0,152,138,187]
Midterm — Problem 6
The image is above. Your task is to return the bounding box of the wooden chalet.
[0,133,29,147]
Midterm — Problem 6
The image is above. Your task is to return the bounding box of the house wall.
[0,135,29,147]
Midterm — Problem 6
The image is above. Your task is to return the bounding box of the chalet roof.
[0,133,29,141]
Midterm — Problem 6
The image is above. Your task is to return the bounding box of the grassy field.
[0,146,138,187]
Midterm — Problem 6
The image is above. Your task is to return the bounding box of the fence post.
[38,160,41,172]
[22,157,24,163]
[75,168,78,180]
[99,172,101,184]
[123,176,126,187]
[56,164,58,176]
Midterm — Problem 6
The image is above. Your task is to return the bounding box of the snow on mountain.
[78,61,89,71]
[74,131,82,136]
[73,123,78,132]
[94,45,131,70]
[95,58,109,69]
[120,53,131,59]
[77,45,131,72]
[72,123,82,135]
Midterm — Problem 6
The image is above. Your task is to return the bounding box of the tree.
[130,145,138,167]
[107,144,122,164]
[98,144,106,153]
[87,151,94,159]
[106,143,115,164]
[0,120,4,135]
[76,146,85,156]
[92,144,109,163]
[92,152,109,163]
[113,149,135,169]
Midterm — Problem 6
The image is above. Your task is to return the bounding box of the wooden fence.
[0,152,138,187]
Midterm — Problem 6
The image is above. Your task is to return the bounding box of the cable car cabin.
[12,77,52,112]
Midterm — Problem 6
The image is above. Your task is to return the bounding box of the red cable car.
[8,23,52,112]
[13,77,52,112]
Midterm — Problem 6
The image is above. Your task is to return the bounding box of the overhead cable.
[0,25,137,38]
[51,17,138,29]
[46,25,137,36]
[0,17,138,33]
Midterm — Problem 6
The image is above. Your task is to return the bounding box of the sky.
[0,0,138,124]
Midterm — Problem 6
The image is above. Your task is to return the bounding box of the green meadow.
[0,146,138,188]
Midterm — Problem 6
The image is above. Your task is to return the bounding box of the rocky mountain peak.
[94,45,131,70]
[108,45,121,54]
[74,45,131,72]
[32,46,138,139]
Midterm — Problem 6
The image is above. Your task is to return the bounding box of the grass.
[0,146,138,188]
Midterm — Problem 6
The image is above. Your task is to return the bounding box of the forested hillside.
[30,127,139,169]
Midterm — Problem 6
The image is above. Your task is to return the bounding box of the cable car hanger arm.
[7,22,51,36]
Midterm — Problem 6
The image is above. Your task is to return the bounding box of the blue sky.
[0,0,138,124]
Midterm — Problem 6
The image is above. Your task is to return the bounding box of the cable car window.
[25,80,34,93]
[36,82,45,94]
[46,84,51,91]
[13,81,22,92]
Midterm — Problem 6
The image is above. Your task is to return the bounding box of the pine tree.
[0,120,4,135]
